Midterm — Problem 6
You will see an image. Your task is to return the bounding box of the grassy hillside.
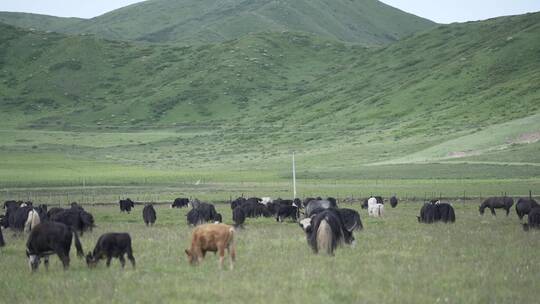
[0,0,435,45]
[0,12,83,32]
[0,12,539,189]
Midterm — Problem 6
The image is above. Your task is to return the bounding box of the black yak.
[232,207,246,228]
[186,202,221,226]
[172,198,190,208]
[515,198,539,220]
[50,208,95,236]
[336,208,363,231]
[390,196,398,208]
[86,233,136,268]
[119,199,135,213]
[26,221,84,271]
[142,204,157,226]
[523,207,540,231]
[479,197,514,216]
[418,201,455,223]
[276,205,299,222]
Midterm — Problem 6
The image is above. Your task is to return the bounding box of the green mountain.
[0,12,539,176]
[0,0,435,45]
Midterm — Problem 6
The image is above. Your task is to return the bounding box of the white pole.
[292,152,297,199]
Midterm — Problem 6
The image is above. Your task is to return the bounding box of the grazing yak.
[3,205,41,232]
[362,196,383,209]
[299,209,353,256]
[186,202,222,226]
[26,221,84,271]
[305,199,337,217]
[185,223,236,270]
[390,196,398,208]
[86,233,136,268]
[119,199,135,213]
[336,208,363,231]
[479,197,514,216]
[523,207,540,231]
[515,198,539,220]
[142,204,157,226]
[232,207,246,228]
[172,198,190,208]
[418,201,456,223]
[368,197,384,218]
[50,208,95,236]
[276,205,299,222]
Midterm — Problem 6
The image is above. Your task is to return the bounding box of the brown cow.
[185,223,236,270]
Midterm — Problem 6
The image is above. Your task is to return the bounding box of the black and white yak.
[86,233,136,268]
[479,197,514,216]
[515,198,539,220]
[172,198,190,208]
[142,204,157,226]
[3,205,41,232]
[299,209,354,256]
[305,199,337,217]
[26,221,84,271]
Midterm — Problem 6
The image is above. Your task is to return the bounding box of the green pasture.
[1,202,539,303]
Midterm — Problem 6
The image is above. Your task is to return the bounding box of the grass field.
[1,202,539,303]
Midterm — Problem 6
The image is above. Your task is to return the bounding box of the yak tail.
[72,229,84,258]
[448,207,456,223]
[228,227,236,260]
[24,210,40,233]
[317,219,333,255]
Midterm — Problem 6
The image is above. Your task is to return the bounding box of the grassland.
[1,202,539,303]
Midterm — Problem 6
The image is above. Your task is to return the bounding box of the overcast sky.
[0,0,539,23]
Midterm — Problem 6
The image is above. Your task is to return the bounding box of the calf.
[119,198,135,213]
[26,221,84,271]
[86,233,136,268]
[142,204,157,226]
[185,223,236,270]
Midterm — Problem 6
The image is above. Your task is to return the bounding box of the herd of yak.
[0,194,539,271]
